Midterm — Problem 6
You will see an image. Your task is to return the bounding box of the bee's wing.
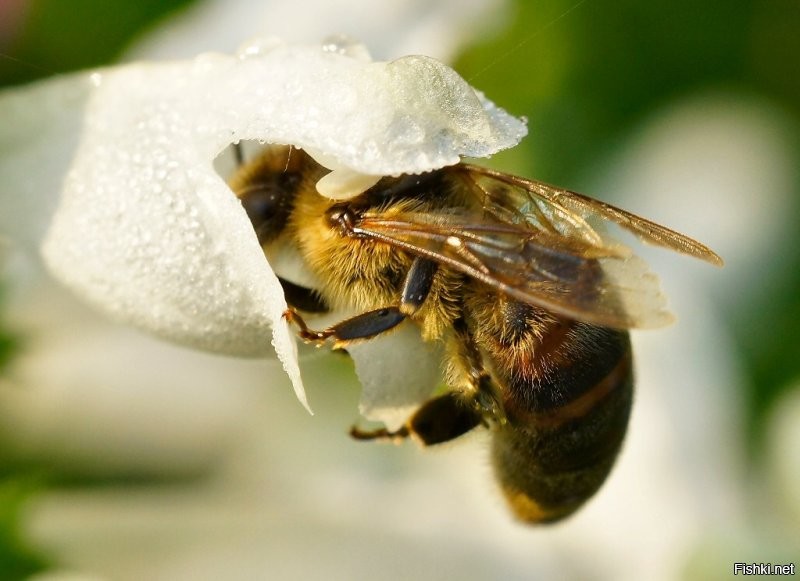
[355,212,674,329]
[456,164,724,266]
[354,165,722,329]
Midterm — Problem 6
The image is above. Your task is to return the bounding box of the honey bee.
[229,144,722,524]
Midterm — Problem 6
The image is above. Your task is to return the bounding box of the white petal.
[349,324,443,431]
[2,39,524,412]
[314,170,381,200]
[302,146,382,199]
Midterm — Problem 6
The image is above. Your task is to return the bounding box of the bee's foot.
[283,308,334,344]
[472,390,507,428]
[349,424,410,444]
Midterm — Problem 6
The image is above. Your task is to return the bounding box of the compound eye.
[238,173,299,244]
[241,182,280,223]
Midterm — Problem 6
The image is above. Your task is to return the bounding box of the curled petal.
[3,39,526,412]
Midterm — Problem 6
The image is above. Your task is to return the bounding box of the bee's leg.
[452,318,507,427]
[350,391,482,446]
[278,277,329,314]
[284,257,438,346]
[284,306,407,345]
[347,309,503,446]
[397,255,439,315]
[349,424,410,443]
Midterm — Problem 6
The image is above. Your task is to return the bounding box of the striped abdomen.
[468,295,634,523]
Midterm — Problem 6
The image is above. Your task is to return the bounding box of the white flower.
[1,38,525,414]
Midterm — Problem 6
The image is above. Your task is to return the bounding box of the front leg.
[284,256,438,348]
[284,306,406,347]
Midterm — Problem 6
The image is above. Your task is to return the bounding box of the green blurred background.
[1,0,799,578]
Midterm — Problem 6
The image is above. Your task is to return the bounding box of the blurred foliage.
[0,477,50,580]
[0,317,16,376]
[455,0,800,446]
[0,291,48,578]
[0,0,197,88]
[744,253,800,438]
[455,0,800,181]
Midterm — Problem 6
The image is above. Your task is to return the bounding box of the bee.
[228,144,722,524]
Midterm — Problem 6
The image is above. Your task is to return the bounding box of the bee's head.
[238,171,301,244]
[228,145,309,245]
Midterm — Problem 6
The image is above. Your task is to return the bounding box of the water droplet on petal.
[237,36,284,59]
[321,34,371,61]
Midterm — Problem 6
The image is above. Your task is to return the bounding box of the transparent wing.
[455,164,724,266]
[354,211,674,329]
[350,165,721,329]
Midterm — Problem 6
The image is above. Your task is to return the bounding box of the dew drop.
[237,36,283,59]
[321,34,371,61]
